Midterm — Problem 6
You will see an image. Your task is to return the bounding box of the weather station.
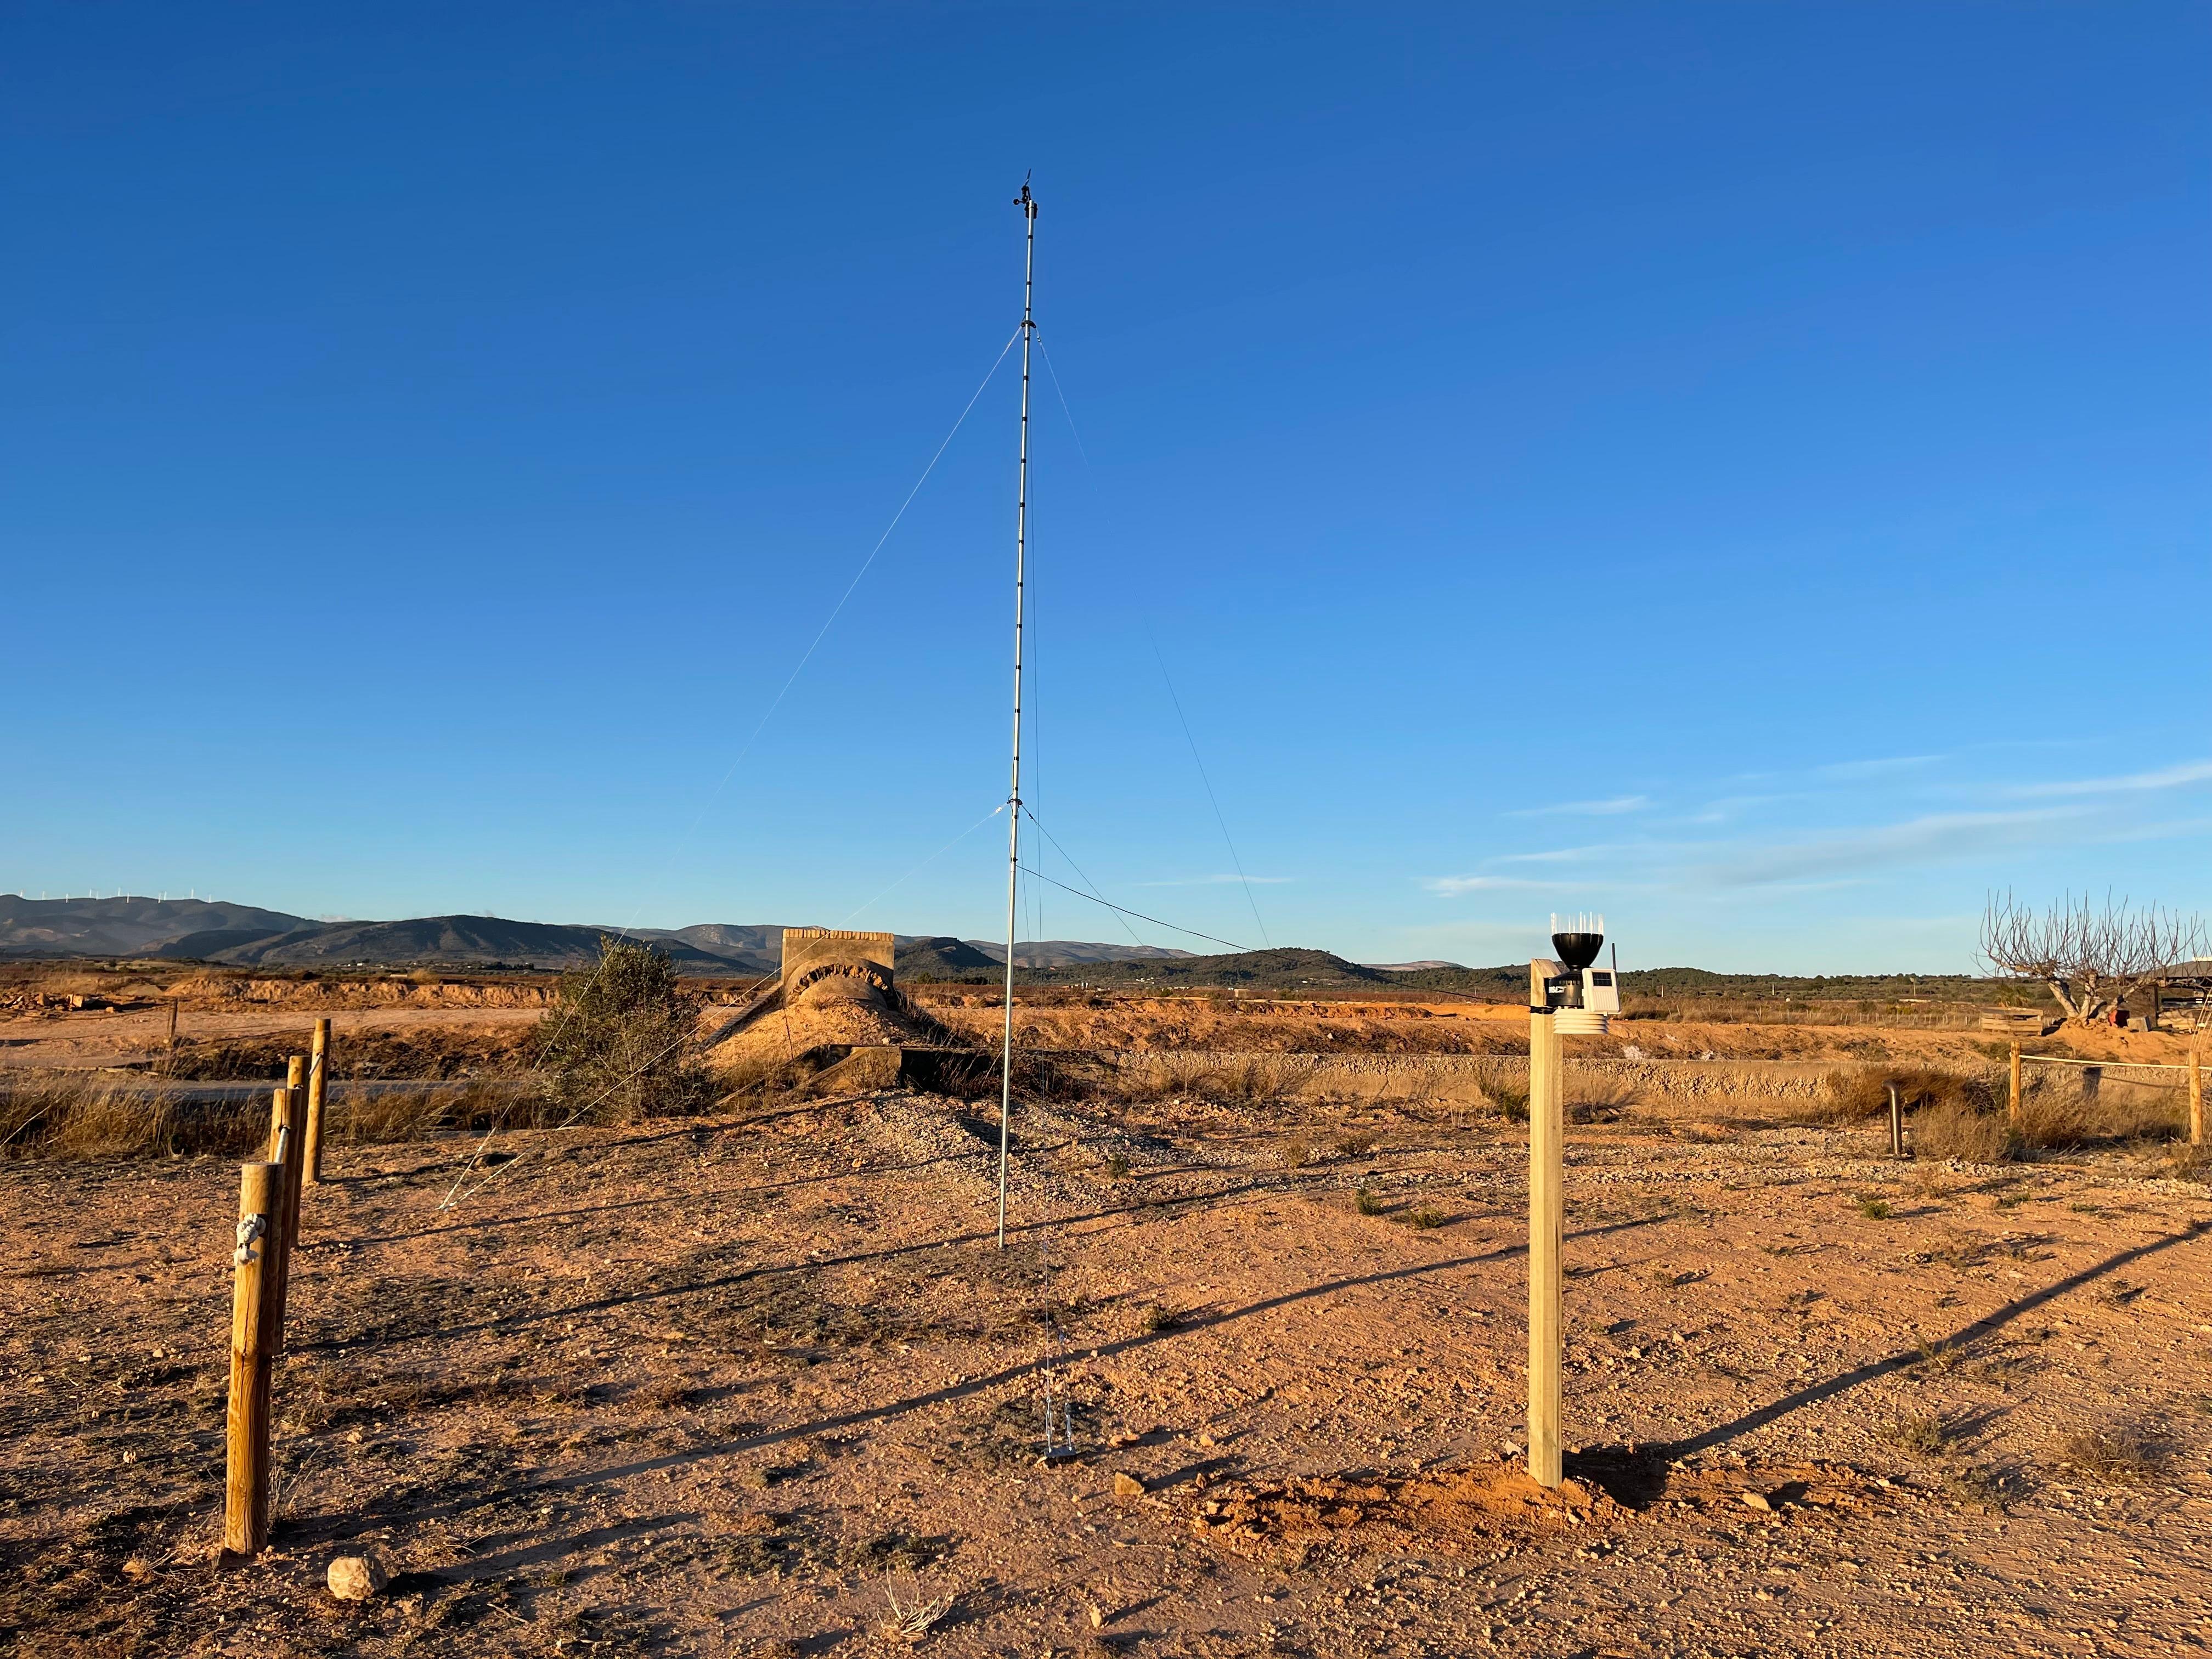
[1525,912,1615,1487]
[1532,914,1621,1035]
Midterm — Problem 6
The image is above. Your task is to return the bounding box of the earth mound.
[705,964,964,1072]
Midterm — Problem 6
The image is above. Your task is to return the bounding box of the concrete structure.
[780,928,896,1003]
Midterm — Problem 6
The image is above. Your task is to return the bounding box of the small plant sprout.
[879,1572,955,1643]
[1913,1335,1961,1372]
[1858,1197,1893,1220]
[1353,1186,1385,1216]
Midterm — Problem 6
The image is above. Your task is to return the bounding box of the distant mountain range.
[0,896,2014,998]
[0,895,1195,975]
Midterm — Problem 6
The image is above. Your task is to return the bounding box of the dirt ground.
[4,1075,2211,1658]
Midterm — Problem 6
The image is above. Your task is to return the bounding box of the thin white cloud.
[1703,808,2089,887]
[2007,759,2212,799]
[1424,875,1561,896]
[1495,843,1634,866]
[1812,754,1945,781]
[1506,794,1650,819]
[1671,792,1798,826]
[1133,874,1293,887]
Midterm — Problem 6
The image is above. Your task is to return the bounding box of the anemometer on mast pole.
[1525,912,1620,1487]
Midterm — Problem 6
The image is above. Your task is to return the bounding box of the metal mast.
[998,179,1037,1249]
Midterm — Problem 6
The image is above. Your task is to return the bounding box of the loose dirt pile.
[1190,1456,1897,1559]
[706,975,962,1074]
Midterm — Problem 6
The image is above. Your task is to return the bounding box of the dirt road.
[0,1006,544,1073]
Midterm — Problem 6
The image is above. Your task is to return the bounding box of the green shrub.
[537,937,714,1124]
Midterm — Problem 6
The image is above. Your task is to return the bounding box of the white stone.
[327,1554,389,1600]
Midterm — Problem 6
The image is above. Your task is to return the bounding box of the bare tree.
[1980,890,2203,1025]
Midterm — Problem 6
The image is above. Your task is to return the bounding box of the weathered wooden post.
[302,1020,331,1186]
[1527,959,1564,1488]
[2190,1051,2204,1148]
[2081,1064,2102,1109]
[2008,1043,2023,1133]
[1888,1083,1904,1157]
[266,1085,306,1347]
[223,1160,285,1558]
[165,999,179,1076]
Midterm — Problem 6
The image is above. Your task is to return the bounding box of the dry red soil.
[4,1080,2211,1658]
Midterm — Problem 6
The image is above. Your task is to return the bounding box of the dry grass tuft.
[1883,1412,1955,1456]
[0,1075,258,1161]
[1395,1205,1448,1230]
[1115,1052,1318,1105]
[2164,1141,2211,1182]
[2017,1072,2186,1149]
[627,1378,698,1413]
[1912,1097,2012,1164]
[0,1071,551,1162]
[1565,1075,1640,1122]
[878,1573,955,1644]
[2059,1429,2164,1483]
[1941,1462,2013,1513]
[1485,1078,1531,1122]
[1333,1132,1379,1158]
[1352,1186,1385,1216]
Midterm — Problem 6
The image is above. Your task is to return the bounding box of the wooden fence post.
[2191,1051,2204,1148]
[266,1085,305,1350]
[1889,1083,1904,1157]
[1527,961,1564,1489]
[223,1160,285,1558]
[165,1000,179,1077]
[303,1020,330,1186]
[2008,1043,2022,1133]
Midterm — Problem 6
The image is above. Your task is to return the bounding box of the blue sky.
[5,4,2207,972]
